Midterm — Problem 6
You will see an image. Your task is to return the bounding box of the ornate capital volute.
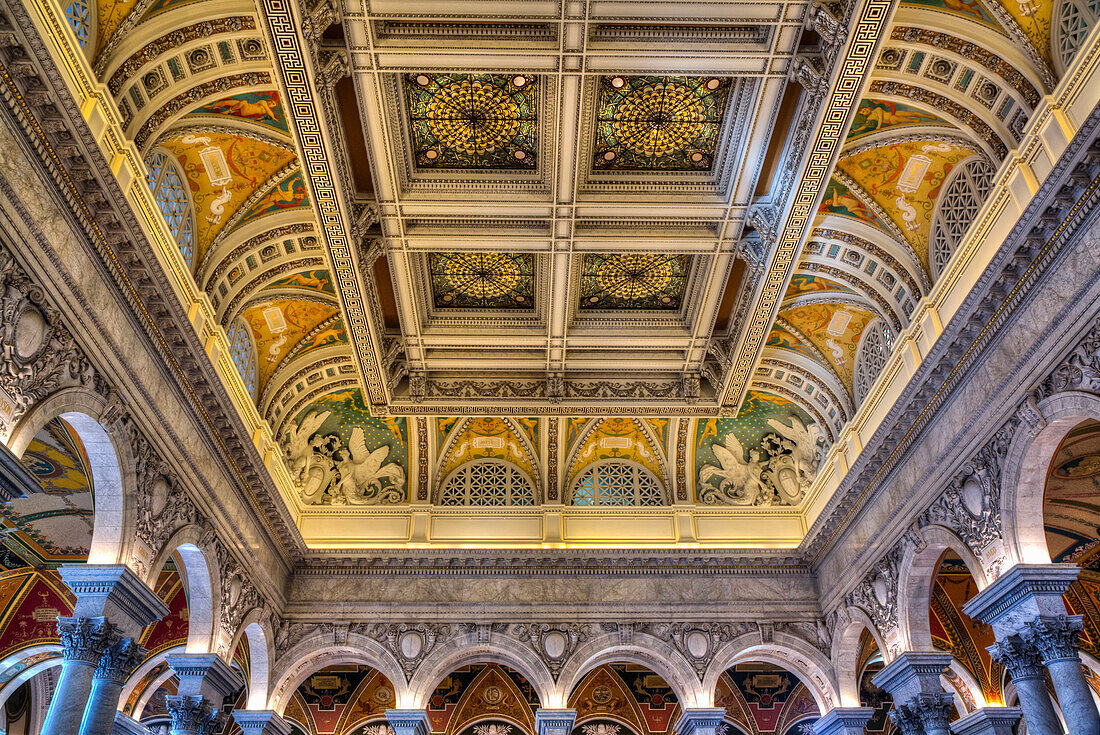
[887,704,923,735]
[909,691,954,731]
[1023,614,1086,663]
[57,616,119,664]
[988,634,1046,680]
[166,694,227,735]
[94,636,147,683]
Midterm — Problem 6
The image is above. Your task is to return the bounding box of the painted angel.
[283,410,330,485]
[335,427,406,504]
[699,432,768,505]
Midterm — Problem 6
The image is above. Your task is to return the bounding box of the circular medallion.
[483,684,504,705]
[12,304,47,361]
[399,630,424,659]
[592,685,614,704]
[374,686,394,704]
[593,254,674,300]
[440,253,524,301]
[542,631,567,659]
[685,630,710,658]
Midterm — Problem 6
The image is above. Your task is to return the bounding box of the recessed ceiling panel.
[428,252,536,309]
[579,254,689,311]
[404,73,538,170]
[592,75,732,171]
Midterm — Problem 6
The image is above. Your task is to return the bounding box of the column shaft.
[1045,659,1099,735]
[80,638,147,735]
[1011,675,1064,735]
[41,617,118,735]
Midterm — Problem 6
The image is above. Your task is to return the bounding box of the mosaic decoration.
[567,417,666,491]
[404,73,538,170]
[282,664,395,735]
[235,170,311,230]
[2,418,94,564]
[428,252,535,309]
[266,269,336,295]
[438,417,538,484]
[786,274,854,298]
[242,299,339,391]
[592,75,731,171]
[901,0,1003,28]
[189,91,291,135]
[817,179,889,231]
[428,663,539,734]
[846,99,950,142]
[780,304,875,393]
[578,254,689,311]
[766,327,826,364]
[1044,420,1100,571]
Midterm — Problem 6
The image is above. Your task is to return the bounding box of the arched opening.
[1042,419,1100,675]
[928,156,996,281]
[1052,0,1100,75]
[144,149,197,267]
[853,318,893,407]
[148,536,217,654]
[855,631,896,734]
[569,664,679,735]
[276,663,398,735]
[713,661,822,735]
[439,460,537,506]
[927,550,999,712]
[569,460,666,506]
[0,666,58,735]
[227,317,259,398]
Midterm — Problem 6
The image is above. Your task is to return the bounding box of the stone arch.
[831,607,888,707]
[897,524,988,652]
[1001,390,1100,565]
[7,387,135,567]
[147,525,219,654]
[406,633,556,709]
[229,607,274,709]
[702,632,839,713]
[118,644,184,718]
[0,644,61,710]
[268,632,407,712]
[557,632,704,709]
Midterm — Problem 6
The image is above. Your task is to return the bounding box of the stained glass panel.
[593,75,732,171]
[65,0,90,48]
[404,73,538,170]
[579,254,689,311]
[428,252,536,309]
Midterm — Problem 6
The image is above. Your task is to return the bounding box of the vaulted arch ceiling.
[55,0,1098,522]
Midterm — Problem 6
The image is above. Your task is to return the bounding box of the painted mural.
[188,91,291,136]
[438,417,538,486]
[280,665,395,735]
[785,274,854,300]
[138,556,189,659]
[766,326,827,365]
[846,99,951,142]
[817,179,889,232]
[265,269,337,296]
[234,170,312,231]
[93,0,140,54]
[779,304,875,395]
[428,663,539,734]
[715,663,820,734]
[695,391,824,506]
[569,663,679,735]
[284,389,409,505]
[836,141,978,272]
[242,299,339,392]
[0,569,74,660]
[160,132,296,264]
[900,0,1003,28]
[567,418,666,491]
[3,418,94,565]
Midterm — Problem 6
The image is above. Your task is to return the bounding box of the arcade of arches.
[0,0,1098,733]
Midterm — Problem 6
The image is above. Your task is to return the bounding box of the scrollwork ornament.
[1039,317,1100,397]
[511,623,585,678]
[94,637,147,684]
[166,694,227,735]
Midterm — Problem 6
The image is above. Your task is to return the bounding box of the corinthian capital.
[57,616,119,664]
[988,634,1045,680]
[94,637,148,683]
[909,692,955,731]
[887,704,923,735]
[166,694,227,735]
[1023,614,1085,662]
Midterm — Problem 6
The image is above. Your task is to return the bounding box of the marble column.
[811,707,875,735]
[535,709,577,735]
[871,651,954,735]
[42,565,168,735]
[949,707,1022,735]
[165,653,245,735]
[41,616,118,735]
[1026,615,1100,735]
[963,563,1090,735]
[386,709,432,735]
[674,708,728,735]
[80,637,147,735]
[986,635,1062,735]
[233,710,294,735]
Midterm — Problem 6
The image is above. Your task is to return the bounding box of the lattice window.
[226,319,257,396]
[569,460,666,506]
[144,151,196,265]
[853,318,893,406]
[1054,0,1100,74]
[438,460,537,506]
[64,0,92,49]
[929,157,995,280]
